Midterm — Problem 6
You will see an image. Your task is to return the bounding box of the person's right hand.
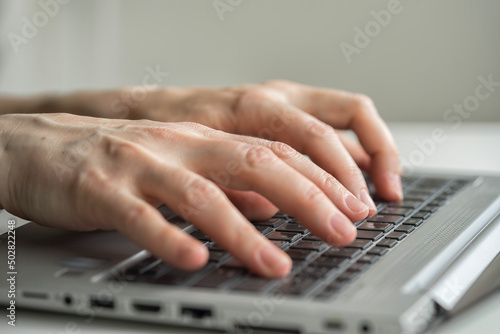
[0,113,370,278]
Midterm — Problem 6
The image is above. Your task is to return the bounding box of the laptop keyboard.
[112,176,469,299]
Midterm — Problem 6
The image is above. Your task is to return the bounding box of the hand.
[119,80,403,206]
[4,81,402,207]
[0,113,371,278]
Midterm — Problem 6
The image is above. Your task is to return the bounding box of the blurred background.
[0,0,499,122]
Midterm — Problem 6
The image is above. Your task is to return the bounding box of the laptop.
[1,171,500,334]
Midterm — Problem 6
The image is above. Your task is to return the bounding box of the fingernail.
[345,193,369,214]
[387,173,403,200]
[259,245,292,276]
[359,189,377,212]
[328,213,356,244]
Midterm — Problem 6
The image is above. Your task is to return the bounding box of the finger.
[214,132,370,223]
[141,164,292,278]
[235,98,378,215]
[337,131,371,172]
[219,186,279,221]
[190,141,357,247]
[100,189,209,271]
[284,85,402,201]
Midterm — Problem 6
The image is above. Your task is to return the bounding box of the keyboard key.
[347,262,368,272]
[232,275,273,292]
[385,231,406,240]
[367,215,404,224]
[377,239,397,248]
[168,216,191,230]
[271,240,288,249]
[153,268,201,286]
[272,212,289,219]
[430,199,447,206]
[286,248,317,261]
[315,281,343,299]
[395,224,415,233]
[388,200,422,209]
[420,205,439,213]
[403,218,423,226]
[193,267,244,289]
[291,240,328,251]
[275,276,317,295]
[358,222,394,233]
[267,231,301,242]
[221,258,245,269]
[253,225,273,234]
[358,254,379,264]
[314,256,349,269]
[302,235,322,242]
[300,263,334,278]
[190,231,211,241]
[208,250,229,262]
[380,207,413,217]
[367,246,389,256]
[125,256,160,276]
[403,193,429,201]
[323,247,361,259]
[412,211,431,220]
[252,218,285,228]
[356,230,384,241]
[276,223,308,233]
[336,271,356,282]
[345,239,373,250]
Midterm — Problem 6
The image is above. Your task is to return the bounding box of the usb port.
[181,306,213,319]
[133,303,161,313]
[90,297,114,309]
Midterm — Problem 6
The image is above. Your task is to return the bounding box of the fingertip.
[380,172,403,201]
[177,240,209,270]
[326,212,357,247]
[359,189,377,214]
[257,244,293,278]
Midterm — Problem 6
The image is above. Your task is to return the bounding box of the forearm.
[0,91,121,118]
[0,87,188,120]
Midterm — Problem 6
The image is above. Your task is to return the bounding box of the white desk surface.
[1,122,499,334]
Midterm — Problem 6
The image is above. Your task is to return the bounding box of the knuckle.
[104,135,144,161]
[74,165,109,196]
[351,94,377,114]
[303,184,325,204]
[243,145,278,168]
[269,141,299,160]
[306,120,337,138]
[182,177,221,210]
[121,203,149,230]
[319,173,343,197]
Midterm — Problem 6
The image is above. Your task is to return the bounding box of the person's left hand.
[38,80,402,215]
[123,80,402,209]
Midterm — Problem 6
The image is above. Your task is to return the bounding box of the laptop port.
[325,319,344,330]
[181,306,213,319]
[22,291,48,300]
[360,321,372,333]
[235,324,301,334]
[133,302,161,313]
[90,297,114,309]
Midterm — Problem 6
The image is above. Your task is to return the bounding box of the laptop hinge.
[402,194,500,294]
[428,213,500,311]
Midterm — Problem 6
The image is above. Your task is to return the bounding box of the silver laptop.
[1,171,500,334]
